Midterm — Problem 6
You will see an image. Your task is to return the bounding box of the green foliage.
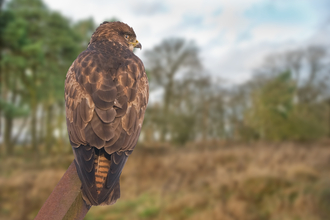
[0,99,29,118]
[171,113,196,145]
[0,0,92,152]
[104,17,120,22]
[244,71,328,141]
[318,185,330,218]
[73,18,96,48]
[138,206,160,218]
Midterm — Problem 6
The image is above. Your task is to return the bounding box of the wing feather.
[90,112,116,141]
[96,88,117,102]
[95,107,116,123]
[73,146,98,205]
[80,99,94,123]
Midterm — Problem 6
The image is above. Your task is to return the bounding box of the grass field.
[1,141,330,220]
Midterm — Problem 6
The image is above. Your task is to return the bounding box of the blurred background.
[0,0,330,219]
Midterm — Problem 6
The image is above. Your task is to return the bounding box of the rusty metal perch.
[34,161,90,220]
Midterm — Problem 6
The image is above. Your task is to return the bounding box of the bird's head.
[89,21,142,52]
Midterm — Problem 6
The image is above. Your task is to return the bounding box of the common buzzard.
[64,21,149,206]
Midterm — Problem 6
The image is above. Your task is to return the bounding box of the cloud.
[43,0,329,85]
[249,24,313,43]
[131,1,169,16]
[244,1,312,24]
[180,14,204,29]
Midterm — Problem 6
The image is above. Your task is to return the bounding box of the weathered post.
[34,161,90,220]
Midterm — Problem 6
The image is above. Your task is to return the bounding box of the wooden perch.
[34,161,91,220]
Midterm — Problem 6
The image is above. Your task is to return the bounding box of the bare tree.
[144,38,202,142]
[254,46,330,104]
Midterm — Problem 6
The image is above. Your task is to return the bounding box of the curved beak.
[135,42,142,50]
[133,40,142,50]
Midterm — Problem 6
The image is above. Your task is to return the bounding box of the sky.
[44,0,330,85]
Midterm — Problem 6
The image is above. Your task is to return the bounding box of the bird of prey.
[64,21,149,206]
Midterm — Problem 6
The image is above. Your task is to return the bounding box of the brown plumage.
[64,21,148,206]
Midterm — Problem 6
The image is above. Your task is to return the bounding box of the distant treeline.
[0,0,329,155]
[143,39,330,144]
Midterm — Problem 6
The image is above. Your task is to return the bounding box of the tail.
[94,150,111,195]
[73,146,127,206]
[92,148,121,206]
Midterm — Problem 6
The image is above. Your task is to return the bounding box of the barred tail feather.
[74,146,125,206]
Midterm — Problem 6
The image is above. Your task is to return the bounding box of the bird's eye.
[125,35,129,39]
